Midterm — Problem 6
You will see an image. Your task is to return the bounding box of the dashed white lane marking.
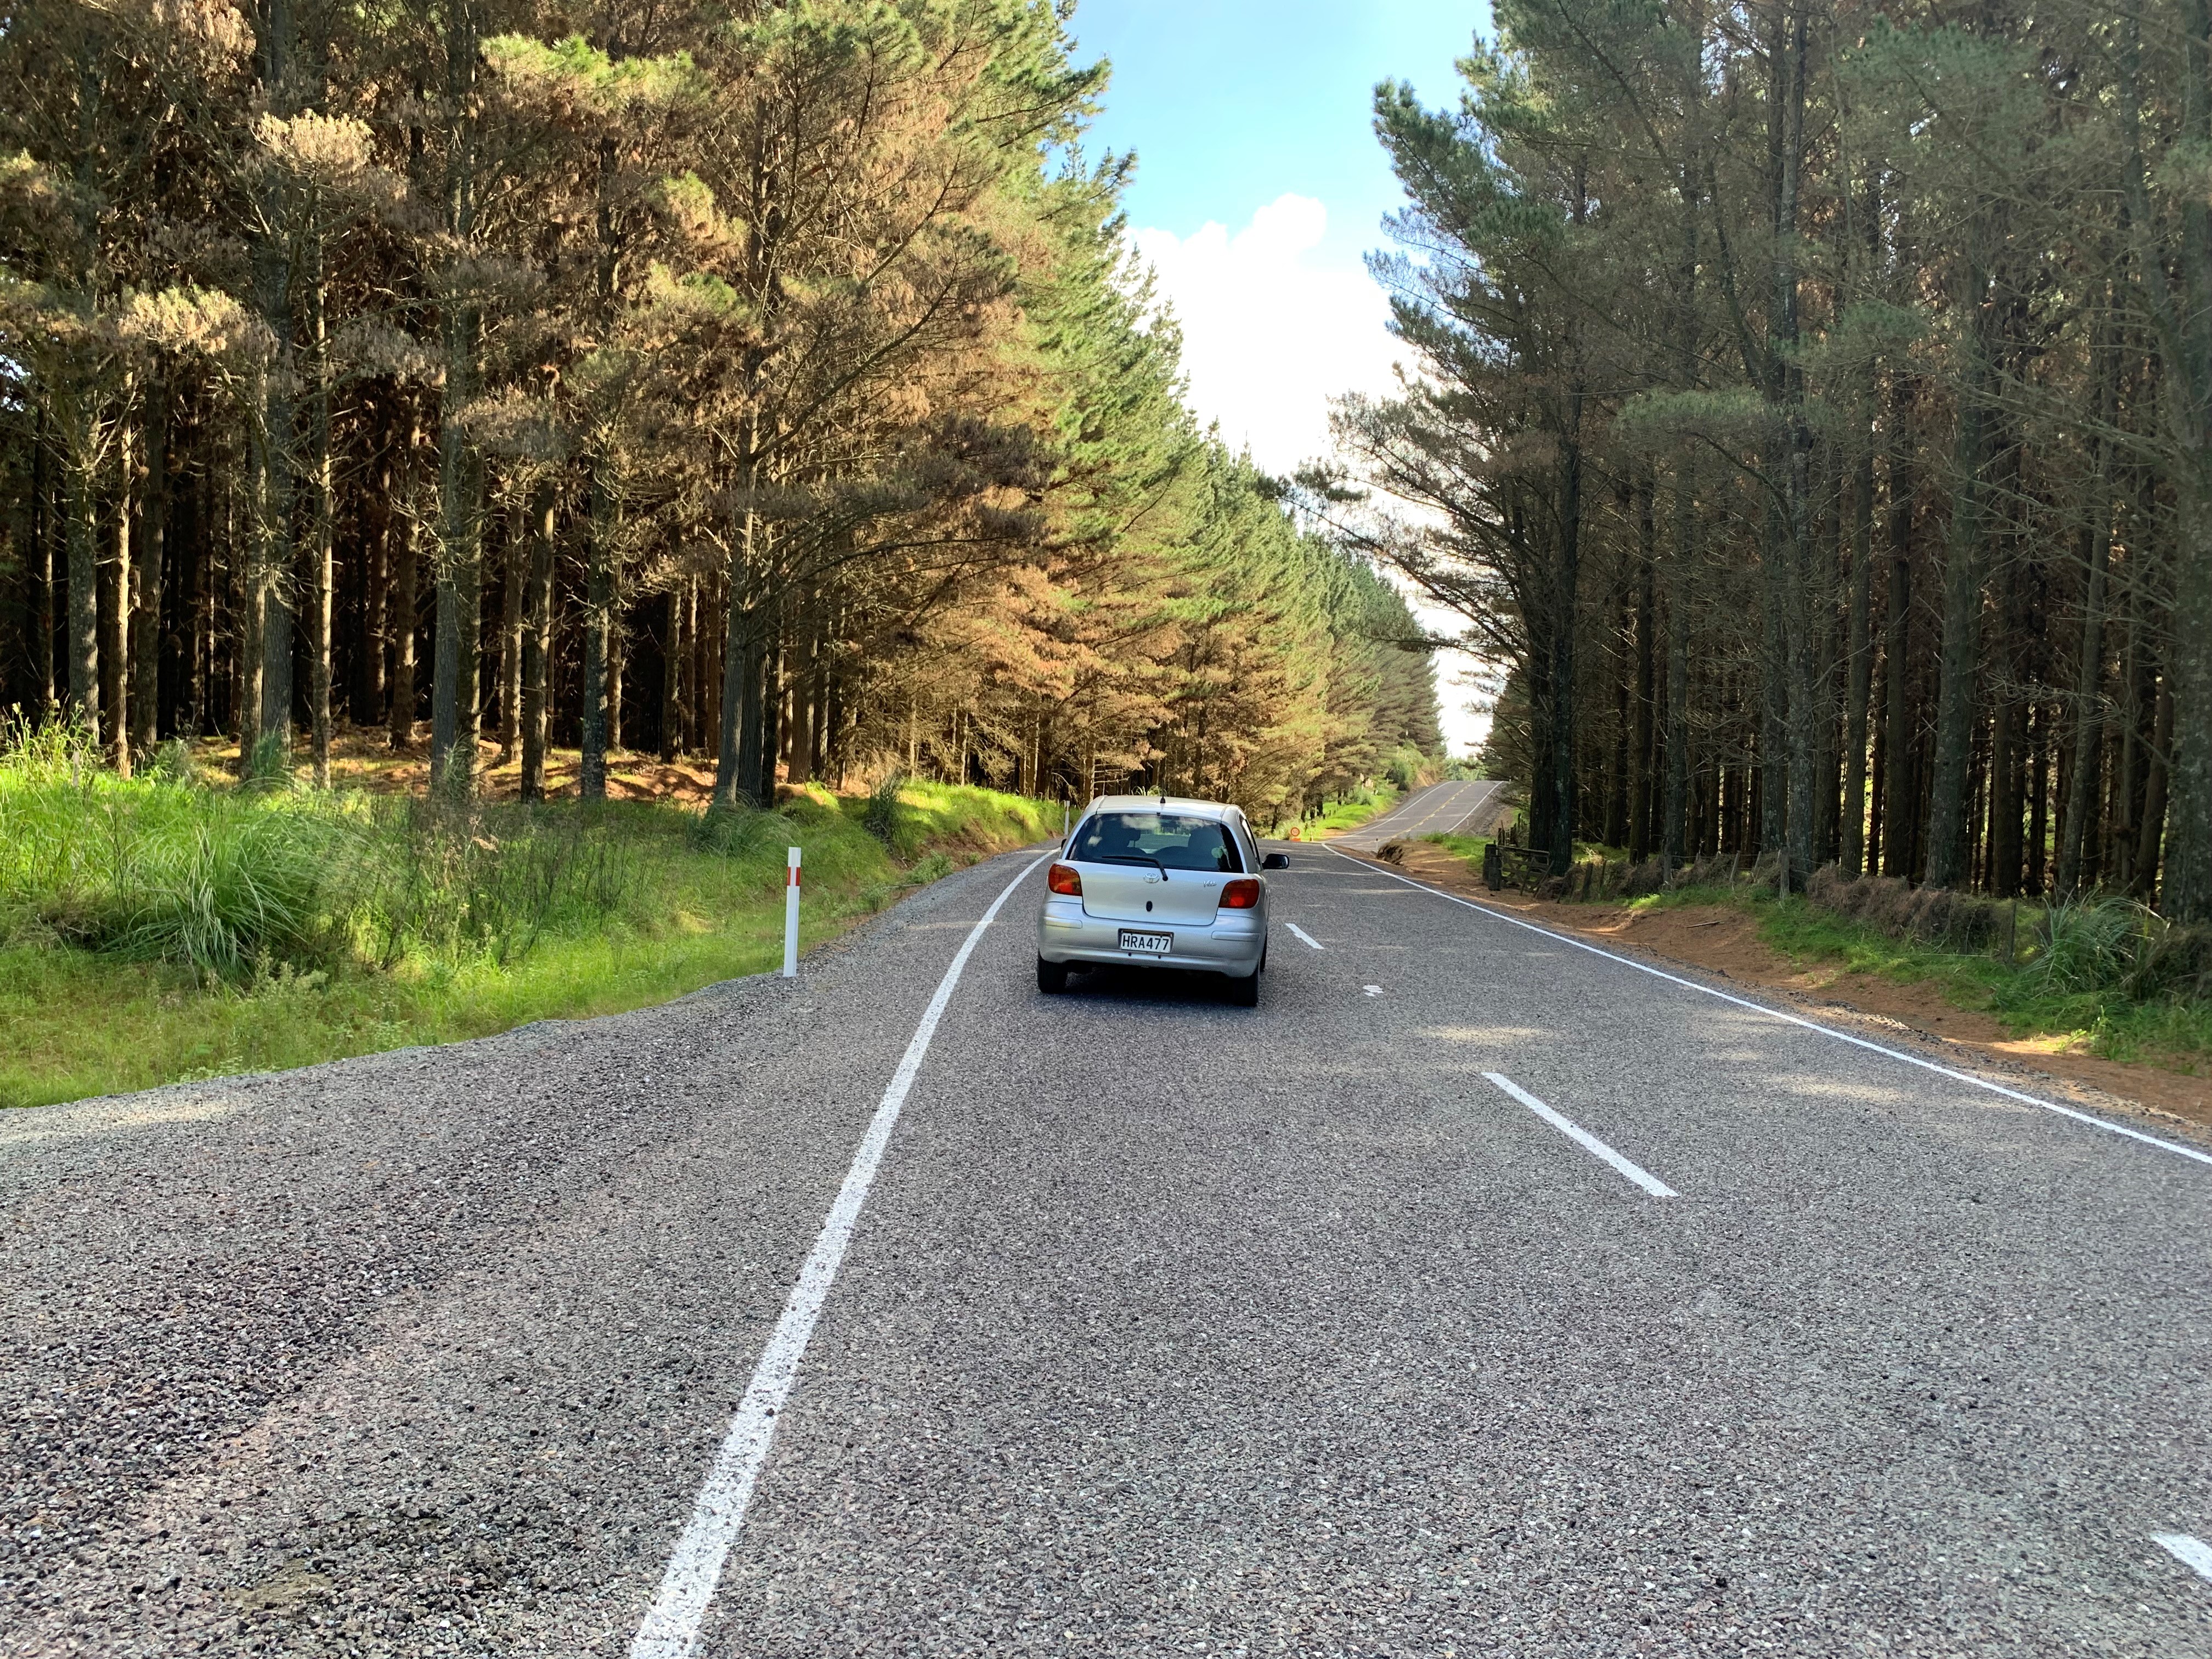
[2155,1533,2212,1583]
[1483,1072,1678,1198]
[1285,922,1324,950]
[629,854,1049,1659]
[1336,849,2212,1172]
[1363,984,1383,996]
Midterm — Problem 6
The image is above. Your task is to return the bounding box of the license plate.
[1118,928,1173,956]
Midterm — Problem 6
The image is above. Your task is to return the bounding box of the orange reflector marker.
[1220,878,1260,909]
[1047,862,1083,896]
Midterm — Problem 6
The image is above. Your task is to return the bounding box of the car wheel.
[1226,967,1260,1007]
[1037,956,1069,994]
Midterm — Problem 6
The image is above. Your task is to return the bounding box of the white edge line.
[1285,922,1324,951]
[2154,1533,2212,1583]
[629,853,1049,1659]
[1331,847,2212,1171]
[1483,1071,1678,1198]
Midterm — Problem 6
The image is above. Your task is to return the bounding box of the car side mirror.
[1261,853,1290,870]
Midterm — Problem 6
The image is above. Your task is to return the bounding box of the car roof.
[1085,795,1239,821]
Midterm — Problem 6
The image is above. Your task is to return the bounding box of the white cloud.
[1131,194,1401,475]
[1133,195,1491,759]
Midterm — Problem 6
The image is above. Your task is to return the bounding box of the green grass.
[1745,895,2210,1069]
[1614,882,2212,1073]
[1419,832,1622,876]
[1402,823,2212,1075]
[0,738,1058,1109]
[1423,831,1493,866]
[1290,783,1403,839]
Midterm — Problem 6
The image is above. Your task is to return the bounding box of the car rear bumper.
[1036,898,1265,976]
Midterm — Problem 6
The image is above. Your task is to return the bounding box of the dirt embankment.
[1350,839,2212,1141]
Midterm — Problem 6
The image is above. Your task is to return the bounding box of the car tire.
[1226,967,1260,1007]
[1037,956,1069,995]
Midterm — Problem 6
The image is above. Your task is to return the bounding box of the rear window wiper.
[1091,853,1171,877]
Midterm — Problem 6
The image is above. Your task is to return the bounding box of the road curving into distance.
[5,843,2210,1656]
[1330,777,1508,852]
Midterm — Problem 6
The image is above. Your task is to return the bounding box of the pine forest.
[0,0,1442,821]
[1323,0,2212,923]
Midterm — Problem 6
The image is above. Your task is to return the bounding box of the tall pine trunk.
[1629,480,1656,861]
[659,584,683,763]
[497,504,523,764]
[578,464,614,800]
[104,403,133,774]
[1773,0,1815,889]
[1549,432,1582,877]
[577,131,622,803]
[428,413,480,799]
[719,582,763,811]
[1880,378,1918,878]
[358,400,391,725]
[1922,268,1996,890]
[2055,345,2117,896]
[247,0,299,780]
[1661,39,1702,872]
[2120,2,2212,917]
[305,230,334,788]
[518,478,555,800]
[59,385,100,733]
[428,0,481,802]
[389,422,420,751]
[130,382,168,757]
[1842,436,1875,878]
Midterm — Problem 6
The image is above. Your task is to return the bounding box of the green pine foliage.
[0,0,1441,824]
[1328,0,2212,924]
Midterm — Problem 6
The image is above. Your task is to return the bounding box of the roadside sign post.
[783,847,802,978]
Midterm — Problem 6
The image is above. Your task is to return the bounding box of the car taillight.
[1220,878,1260,909]
[1047,862,1082,895]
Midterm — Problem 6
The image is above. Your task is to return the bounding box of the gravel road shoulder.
[1,849,1049,1658]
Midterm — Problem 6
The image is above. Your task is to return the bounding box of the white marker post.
[783,847,802,978]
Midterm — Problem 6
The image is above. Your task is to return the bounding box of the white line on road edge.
[1285,922,1324,950]
[1483,1072,1678,1198]
[629,854,1048,1659]
[1333,849,2212,1171]
[2155,1533,2212,1583]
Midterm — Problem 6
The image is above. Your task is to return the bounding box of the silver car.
[1035,795,1289,1005]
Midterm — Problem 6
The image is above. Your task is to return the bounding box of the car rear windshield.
[1072,811,1244,873]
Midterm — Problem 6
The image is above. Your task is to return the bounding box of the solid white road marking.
[1483,1071,1679,1198]
[1333,781,1502,848]
[1363,984,1383,996]
[1335,849,2212,1172]
[1285,922,1324,950]
[629,854,1048,1659]
[2155,1533,2212,1583]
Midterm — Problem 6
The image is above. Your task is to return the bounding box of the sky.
[1063,0,1497,755]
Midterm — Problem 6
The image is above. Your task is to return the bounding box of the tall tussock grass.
[0,717,637,979]
[1800,862,2212,1005]
[354,800,639,970]
[0,726,1062,1108]
[0,718,337,974]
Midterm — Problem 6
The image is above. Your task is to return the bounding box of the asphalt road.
[6,844,2211,1657]
[1331,779,1506,851]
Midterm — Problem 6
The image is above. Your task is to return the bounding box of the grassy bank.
[1285,782,1403,839]
[0,733,1056,1108]
[1740,890,2211,1069]
[1413,831,2210,1073]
